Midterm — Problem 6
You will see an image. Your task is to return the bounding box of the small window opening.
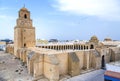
[24,43,26,47]
[24,14,27,19]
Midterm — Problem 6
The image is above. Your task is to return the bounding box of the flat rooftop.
[28,47,90,55]
[36,41,88,46]
[106,61,120,73]
[108,61,120,67]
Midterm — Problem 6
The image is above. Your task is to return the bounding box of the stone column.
[73,44,75,50]
[86,52,90,69]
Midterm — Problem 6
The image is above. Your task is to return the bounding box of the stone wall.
[5,44,120,81]
[56,53,68,75]
[68,52,80,76]
[6,44,14,54]
[110,47,120,62]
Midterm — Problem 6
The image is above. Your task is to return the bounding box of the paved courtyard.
[0,51,105,81]
[65,69,105,81]
[0,51,33,81]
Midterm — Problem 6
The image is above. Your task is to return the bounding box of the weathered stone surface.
[68,52,80,77]
[14,6,36,57]
[44,54,59,81]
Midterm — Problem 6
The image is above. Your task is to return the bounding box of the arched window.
[86,46,88,49]
[24,43,26,47]
[84,46,86,50]
[90,44,94,49]
[24,14,27,19]
[81,46,83,50]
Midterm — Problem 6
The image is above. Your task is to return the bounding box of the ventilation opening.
[24,14,27,19]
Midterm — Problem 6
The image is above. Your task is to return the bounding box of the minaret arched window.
[24,14,27,19]
[24,43,26,47]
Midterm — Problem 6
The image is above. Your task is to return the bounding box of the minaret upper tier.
[16,7,33,27]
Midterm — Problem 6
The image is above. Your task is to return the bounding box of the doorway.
[101,55,105,69]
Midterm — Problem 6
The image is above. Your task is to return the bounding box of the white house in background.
[0,41,6,51]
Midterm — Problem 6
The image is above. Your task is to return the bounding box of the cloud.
[53,0,120,20]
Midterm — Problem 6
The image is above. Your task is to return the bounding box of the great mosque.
[6,7,120,81]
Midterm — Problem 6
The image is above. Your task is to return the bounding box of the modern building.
[0,41,6,51]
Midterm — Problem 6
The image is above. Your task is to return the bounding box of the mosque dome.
[89,35,99,43]
[104,37,112,41]
[91,35,98,40]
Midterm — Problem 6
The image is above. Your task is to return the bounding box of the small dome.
[89,35,99,43]
[20,7,28,11]
[104,37,112,41]
[91,35,98,40]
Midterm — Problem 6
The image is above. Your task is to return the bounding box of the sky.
[0,0,120,40]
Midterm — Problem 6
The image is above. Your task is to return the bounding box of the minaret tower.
[14,7,36,56]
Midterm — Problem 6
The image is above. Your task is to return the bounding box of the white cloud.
[53,0,120,20]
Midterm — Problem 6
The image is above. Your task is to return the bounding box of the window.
[86,46,88,49]
[90,44,94,49]
[24,14,27,19]
[81,46,83,50]
[24,43,26,47]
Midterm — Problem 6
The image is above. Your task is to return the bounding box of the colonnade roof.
[36,41,88,46]
[28,47,90,55]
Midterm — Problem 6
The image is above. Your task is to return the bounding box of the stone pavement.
[65,69,105,81]
[0,51,33,81]
[0,51,105,81]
